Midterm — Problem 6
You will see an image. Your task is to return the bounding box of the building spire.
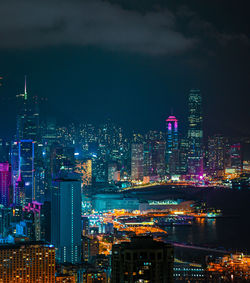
[24,75,27,100]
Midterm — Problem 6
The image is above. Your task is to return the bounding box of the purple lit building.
[166,115,179,175]
[0,162,11,206]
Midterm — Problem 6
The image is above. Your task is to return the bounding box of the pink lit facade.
[0,162,12,206]
[166,115,179,175]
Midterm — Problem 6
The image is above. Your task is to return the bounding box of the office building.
[16,77,39,141]
[75,159,92,187]
[207,135,226,177]
[131,142,144,181]
[23,201,51,242]
[166,115,179,175]
[11,140,35,205]
[51,176,82,264]
[0,205,11,238]
[230,143,242,173]
[112,236,174,283]
[0,241,55,282]
[187,89,203,176]
[50,146,75,178]
[0,162,11,206]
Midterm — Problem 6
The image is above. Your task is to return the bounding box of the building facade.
[51,177,82,264]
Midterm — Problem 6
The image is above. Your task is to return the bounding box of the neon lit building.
[23,201,51,242]
[166,115,179,175]
[0,162,11,206]
[187,89,203,176]
[19,140,35,203]
[11,140,35,205]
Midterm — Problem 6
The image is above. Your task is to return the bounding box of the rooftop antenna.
[24,75,27,100]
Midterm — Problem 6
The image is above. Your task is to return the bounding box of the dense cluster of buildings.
[0,79,249,282]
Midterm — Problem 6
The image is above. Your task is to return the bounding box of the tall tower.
[131,134,144,181]
[187,89,203,176]
[51,176,82,264]
[0,162,11,206]
[207,135,225,177]
[166,115,179,175]
[16,77,39,141]
[144,132,166,178]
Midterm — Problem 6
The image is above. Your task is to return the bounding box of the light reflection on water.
[164,217,249,253]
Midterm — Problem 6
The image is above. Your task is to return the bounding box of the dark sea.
[128,186,250,254]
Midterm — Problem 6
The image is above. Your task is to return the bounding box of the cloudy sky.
[0,0,249,137]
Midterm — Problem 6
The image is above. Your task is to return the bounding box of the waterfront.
[165,216,250,254]
[127,186,250,254]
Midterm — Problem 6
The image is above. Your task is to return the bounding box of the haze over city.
[0,1,249,282]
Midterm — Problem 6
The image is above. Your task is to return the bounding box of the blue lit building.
[11,140,35,205]
[51,175,82,264]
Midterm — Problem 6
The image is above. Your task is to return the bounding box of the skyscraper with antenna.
[16,76,39,141]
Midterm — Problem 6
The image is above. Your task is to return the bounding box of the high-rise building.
[75,159,92,187]
[0,162,11,206]
[131,137,144,181]
[0,205,11,238]
[51,176,82,264]
[179,137,189,175]
[230,143,242,173]
[20,140,35,203]
[166,115,179,175]
[16,77,39,142]
[108,162,118,182]
[187,89,203,176]
[0,139,10,163]
[82,235,99,263]
[11,140,35,205]
[144,140,166,178]
[0,241,55,282]
[207,135,226,177]
[112,236,174,283]
[50,146,75,179]
[23,201,51,242]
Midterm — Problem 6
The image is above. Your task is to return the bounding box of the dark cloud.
[0,0,195,55]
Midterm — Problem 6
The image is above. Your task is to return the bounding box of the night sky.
[0,0,249,137]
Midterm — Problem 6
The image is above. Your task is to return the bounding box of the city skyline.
[0,1,249,282]
[0,0,250,137]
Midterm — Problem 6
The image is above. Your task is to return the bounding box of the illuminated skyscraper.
[0,162,11,206]
[11,140,35,205]
[144,132,166,178]
[166,115,179,175]
[207,135,226,177]
[16,77,39,141]
[131,135,144,181]
[51,176,82,264]
[187,89,203,176]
